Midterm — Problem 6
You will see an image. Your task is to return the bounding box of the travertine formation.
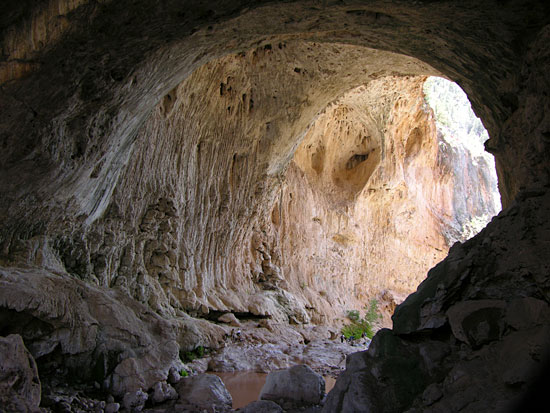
[1,0,549,411]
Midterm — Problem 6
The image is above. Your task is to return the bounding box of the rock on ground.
[209,338,358,376]
[167,367,181,385]
[0,334,41,412]
[260,365,325,409]
[151,381,178,404]
[123,389,148,412]
[105,402,121,413]
[174,373,232,412]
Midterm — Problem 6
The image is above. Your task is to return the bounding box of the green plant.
[181,345,207,362]
[180,369,189,377]
[341,299,382,340]
[346,309,360,322]
[364,299,382,325]
[196,345,204,357]
[183,351,196,362]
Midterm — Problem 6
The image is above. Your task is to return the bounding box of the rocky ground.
[192,320,368,378]
[1,318,367,412]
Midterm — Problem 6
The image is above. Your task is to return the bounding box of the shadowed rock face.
[0,334,41,411]
[323,189,550,412]
[1,0,549,410]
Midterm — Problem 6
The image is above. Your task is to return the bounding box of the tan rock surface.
[0,51,495,335]
[16,43,446,329]
[260,76,499,325]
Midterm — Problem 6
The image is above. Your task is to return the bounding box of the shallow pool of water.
[212,371,337,409]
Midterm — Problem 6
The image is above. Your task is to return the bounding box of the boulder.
[187,356,210,374]
[298,325,332,343]
[506,297,550,330]
[167,367,181,384]
[151,381,178,404]
[239,400,284,412]
[105,402,120,413]
[322,370,379,413]
[110,357,148,398]
[260,365,325,408]
[0,334,41,412]
[122,388,148,412]
[498,326,550,387]
[175,373,232,412]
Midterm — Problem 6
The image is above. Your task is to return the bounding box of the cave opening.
[1,41,506,406]
[166,70,504,408]
[283,74,502,333]
[183,70,502,409]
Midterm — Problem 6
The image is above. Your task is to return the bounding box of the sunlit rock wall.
[424,77,501,243]
[63,63,499,328]
[257,76,500,325]
[60,43,436,325]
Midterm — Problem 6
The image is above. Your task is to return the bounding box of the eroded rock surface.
[0,334,41,412]
[25,44,449,329]
[0,268,185,397]
[263,76,499,325]
[0,59,498,347]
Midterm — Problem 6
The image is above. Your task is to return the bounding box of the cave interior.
[1,1,550,412]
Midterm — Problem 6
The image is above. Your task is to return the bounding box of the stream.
[212,371,337,409]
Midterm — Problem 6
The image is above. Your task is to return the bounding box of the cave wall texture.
[1,0,550,411]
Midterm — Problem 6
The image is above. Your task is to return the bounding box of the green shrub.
[346,309,360,322]
[341,299,382,340]
[180,369,189,377]
[181,345,207,362]
[183,351,196,362]
[342,322,374,339]
[364,299,382,325]
[196,345,204,357]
